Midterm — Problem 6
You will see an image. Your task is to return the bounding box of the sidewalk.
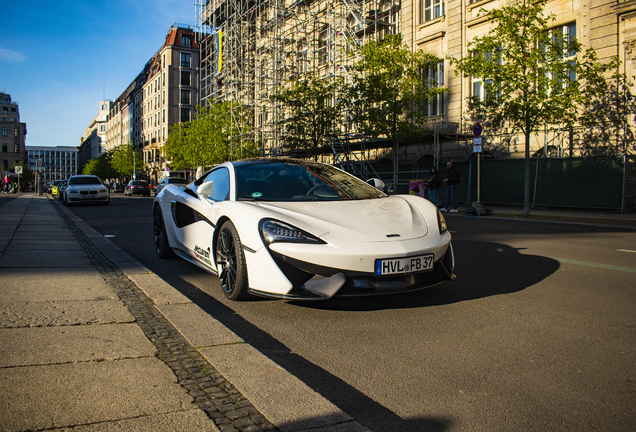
[0,194,367,432]
[446,202,636,229]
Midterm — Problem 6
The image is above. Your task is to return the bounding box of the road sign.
[15,166,23,174]
[473,137,482,153]
[473,123,483,137]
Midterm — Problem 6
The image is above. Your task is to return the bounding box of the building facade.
[90,25,200,185]
[0,92,27,175]
[197,0,629,162]
[26,146,78,183]
[78,100,110,174]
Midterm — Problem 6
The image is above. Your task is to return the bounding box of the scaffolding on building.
[196,0,400,174]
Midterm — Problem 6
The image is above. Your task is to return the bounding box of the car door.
[172,167,230,272]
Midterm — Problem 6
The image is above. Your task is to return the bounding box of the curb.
[443,212,636,231]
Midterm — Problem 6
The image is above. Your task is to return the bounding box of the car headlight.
[437,209,448,234]
[259,219,326,245]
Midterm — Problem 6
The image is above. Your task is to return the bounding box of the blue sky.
[1,0,195,148]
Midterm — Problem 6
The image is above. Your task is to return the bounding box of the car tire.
[216,221,250,301]
[153,206,175,258]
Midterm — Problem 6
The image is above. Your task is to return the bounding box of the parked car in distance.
[155,176,189,196]
[45,181,54,193]
[63,175,110,206]
[57,179,68,201]
[50,180,61,196]
[110,182,125,193]
[124,180,151,196]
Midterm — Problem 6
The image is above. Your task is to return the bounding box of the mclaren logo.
[194,245,212,266]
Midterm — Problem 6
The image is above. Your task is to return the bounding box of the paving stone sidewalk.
[0,193,368,432]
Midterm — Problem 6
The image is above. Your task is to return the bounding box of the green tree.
[450,0,618,215]
[347,34,447,191]
[110,143,144,179]
[83,150,118,180]
[11,161,34,185]
[166,102,258,170]
[271,74,344,158]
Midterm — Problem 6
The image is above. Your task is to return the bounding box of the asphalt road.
[64,194,636,432]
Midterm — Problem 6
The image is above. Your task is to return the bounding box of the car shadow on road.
[291,240,560,312]
[153,270,453,432]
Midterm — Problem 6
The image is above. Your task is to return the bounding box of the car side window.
[204,167,230,201]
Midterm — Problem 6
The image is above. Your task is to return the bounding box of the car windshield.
[235,160,386,201]
[131,181,148,186]
[69,177,101,185]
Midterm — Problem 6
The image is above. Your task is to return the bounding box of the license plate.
[375,253,434,276]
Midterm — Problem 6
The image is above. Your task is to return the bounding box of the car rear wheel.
[216,221,249,301]
[153,206,175,258]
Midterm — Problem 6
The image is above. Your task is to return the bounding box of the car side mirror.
[197,181,214,198]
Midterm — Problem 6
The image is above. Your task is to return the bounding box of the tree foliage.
[270,74,343,157]
[109,143,144,179]
[82,150,119,180]
[165,102,259,170]
[347,34,447,142]
[449,0,618,214]
[11,161,34,184]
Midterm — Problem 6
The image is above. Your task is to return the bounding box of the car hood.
[67,184,104,190]
[255,196,428,242]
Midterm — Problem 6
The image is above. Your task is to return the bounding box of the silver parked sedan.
[63,175,110,206]
[155,176,189,196]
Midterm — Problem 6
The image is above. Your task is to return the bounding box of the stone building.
[78,100,110,173]
[0,92,27,176]
[85,25,200,184]
[198,0,629,161]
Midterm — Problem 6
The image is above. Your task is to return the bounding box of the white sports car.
[153,158,455,301]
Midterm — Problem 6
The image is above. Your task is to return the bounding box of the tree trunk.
[524,131,531,216]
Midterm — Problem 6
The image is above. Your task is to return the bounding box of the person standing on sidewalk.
[427,167,442,206]
[440,162,461,213]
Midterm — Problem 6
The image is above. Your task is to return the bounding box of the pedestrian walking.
[427,167,441,206]
[440,161,461,213]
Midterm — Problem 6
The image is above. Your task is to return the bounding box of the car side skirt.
[173,248,219,276]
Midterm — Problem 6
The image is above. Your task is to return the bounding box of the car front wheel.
[153,206,175,258]
[216,221,249,301]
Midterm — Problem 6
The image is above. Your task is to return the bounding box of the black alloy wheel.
[153,206,175,258]
[216,221,249,300]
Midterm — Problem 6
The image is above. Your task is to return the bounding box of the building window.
[426,61,445,116]
[421,0,444,23]
[14,128,18,137]
[182,35,191,46]
[471,49,501,102]
[181,108,190,123]
[181,71,191,86]
[181,90,191,104]
[2,144,7,152]
[548,23,577,84]
[181,53,191,68]
[1,127,7,136]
